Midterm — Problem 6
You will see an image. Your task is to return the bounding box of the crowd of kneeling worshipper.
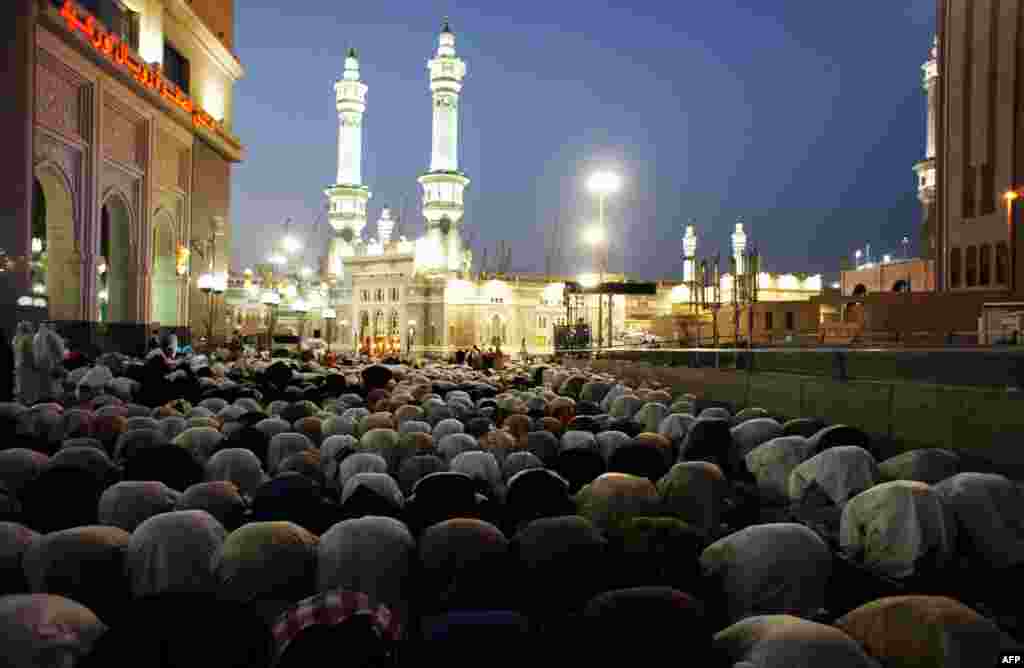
[0,326,1021,666]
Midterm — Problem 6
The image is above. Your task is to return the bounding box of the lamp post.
[586,171,620,350]
[699,255,723,353]
[584,225,607,349]
[292,298,309,339]
[322,308,337,354]
[1005,190,1020,292]
[408,319,417,358]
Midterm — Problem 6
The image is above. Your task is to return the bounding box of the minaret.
[377,206,395,245]
[732,222,747,275]
[914,36,938,260]
[325,48,372,277]
[416,19,471,274]
[683,223,697,282]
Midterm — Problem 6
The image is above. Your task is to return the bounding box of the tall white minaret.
[416,19,471,274]
[683,224,697,282]
[732,222,747,275]
[914,36,938,259]
[325,47,372,277]
[377,206,395,245]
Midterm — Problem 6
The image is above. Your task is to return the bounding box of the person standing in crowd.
[13,322,41,405]
[33,323,66,402]
[148,329,161,352]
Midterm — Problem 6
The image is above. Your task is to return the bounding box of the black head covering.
[20,467,106,534]
[250,474,335,535]
[340,484,402,521]
[553,449,606,494]
[122,444,204,493]
[397,455,446,497]
[224,425,270,467]
[679,418,732,471]
[504,469,574,534]
[578,587,709,649]
[406,472,480,535]
[606,418,643,438]
[278,617,392,668]
[79,593,275,668]
[608,443,670,484]
[525,430,560,466]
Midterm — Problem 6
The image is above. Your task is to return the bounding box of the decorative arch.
[851,284,867,297]
[389,310,400,336]
[151,210,179,326]
[359,310,370,338]
[373,309,385,337]
[33,162,79,320]
[100,190,133,322]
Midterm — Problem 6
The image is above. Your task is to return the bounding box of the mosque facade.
[225,22,823,356]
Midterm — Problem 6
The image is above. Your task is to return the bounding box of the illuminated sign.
[58,1,238,147]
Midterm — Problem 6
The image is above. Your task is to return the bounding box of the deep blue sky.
[229,0,936,280]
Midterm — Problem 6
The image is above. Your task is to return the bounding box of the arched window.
[389,311,399,336]
[430,324,438,345]
[892,280,909,293]
[965,246,978,287]
[996,242,1009,284]
[359,311,370,338]
[373,310,385,337]
[979,244,991,285]
[949,247,962,288]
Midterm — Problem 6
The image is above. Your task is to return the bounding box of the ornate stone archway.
[100,192,133,323]
[33,163,79,321]
[151,211,179,326]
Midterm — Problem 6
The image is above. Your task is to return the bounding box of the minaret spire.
[324,45,372,277]
[416,19,471,275]
[914,36,939,259]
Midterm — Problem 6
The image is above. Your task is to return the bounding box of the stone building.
[1,0,244,336]
[936,0,1021,294]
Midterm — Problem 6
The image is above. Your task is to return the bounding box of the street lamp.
[586,171,620,351]
[854,249,863,268]
[1005,190,1022,292]
[198,272,217,345]
[283,235,302,254]
[408,319,417,358]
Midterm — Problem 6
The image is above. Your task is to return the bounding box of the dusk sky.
[229,0,937,280]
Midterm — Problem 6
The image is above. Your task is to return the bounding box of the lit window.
[163,41,191,93]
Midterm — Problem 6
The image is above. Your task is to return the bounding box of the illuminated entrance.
[33,168,79,320]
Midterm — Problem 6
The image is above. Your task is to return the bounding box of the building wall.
[187,0,234,51]
[189,137,231,333]
[11,0,243,330]
[841,259,936,295]
[160,3,235,128]
[0,0,37,312]
[938,0,1021,294]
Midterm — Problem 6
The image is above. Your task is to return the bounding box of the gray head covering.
[399,420,432,436]
[336,453,388,493]
[0,594,107,668]
[213,521,318,606]
[317,516,415,628]
[432,418,465,442]
[320,434,358,483]
[126,510,227,598]
[176,481,247,530]
[341,472,404,507]
[205,448,269,497]
[450,451,503,496]
[501,451,543,482]
[397,455,446,496]
[788,446,879,507]
[731,417,784,463]
[253,417,291,441]
[657,461,730,536]
[437,433,478,463]
[561,430,598,453]
[701,523,832,623]
[267,433,315,473]
[595,430,632,463]
[932,472,1024,571]
[98,481,181,532]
